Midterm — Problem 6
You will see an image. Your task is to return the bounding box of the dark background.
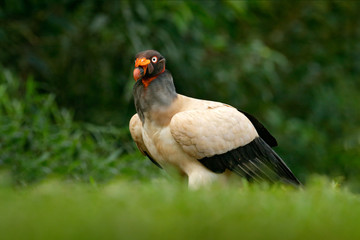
[1,1,360,187]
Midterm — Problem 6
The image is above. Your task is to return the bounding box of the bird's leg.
[187,168,219,190]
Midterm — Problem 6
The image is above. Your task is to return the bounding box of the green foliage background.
[1,0,360,186]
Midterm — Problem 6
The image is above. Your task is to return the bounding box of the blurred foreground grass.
[0,175,359,240]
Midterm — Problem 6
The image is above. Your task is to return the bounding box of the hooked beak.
[133,57,150,81]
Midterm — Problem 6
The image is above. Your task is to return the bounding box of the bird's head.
[133,50,166,82]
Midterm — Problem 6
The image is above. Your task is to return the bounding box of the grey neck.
[133,70,177,123]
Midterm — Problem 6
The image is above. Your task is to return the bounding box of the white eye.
[151,56,158,63]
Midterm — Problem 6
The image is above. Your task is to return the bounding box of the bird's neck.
[133,70,178,124]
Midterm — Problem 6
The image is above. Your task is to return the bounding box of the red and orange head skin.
[133,50,166,85]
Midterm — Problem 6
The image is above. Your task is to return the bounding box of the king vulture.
[129,50,301,188]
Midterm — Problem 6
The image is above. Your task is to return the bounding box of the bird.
[129,50,301,189]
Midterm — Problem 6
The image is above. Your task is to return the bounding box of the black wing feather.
[144,151,162,169]
[239,110,278,147]
[198,137,301,185]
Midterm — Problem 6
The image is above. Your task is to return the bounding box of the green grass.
[0,175,359,240]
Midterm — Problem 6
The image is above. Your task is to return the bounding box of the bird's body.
[130,50,300,188]
[130,93,247,187]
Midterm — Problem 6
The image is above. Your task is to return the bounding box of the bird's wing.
[129,114,162,168]
[238,110,278,147]
[170,106,258,159]
[170,106,300,185]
